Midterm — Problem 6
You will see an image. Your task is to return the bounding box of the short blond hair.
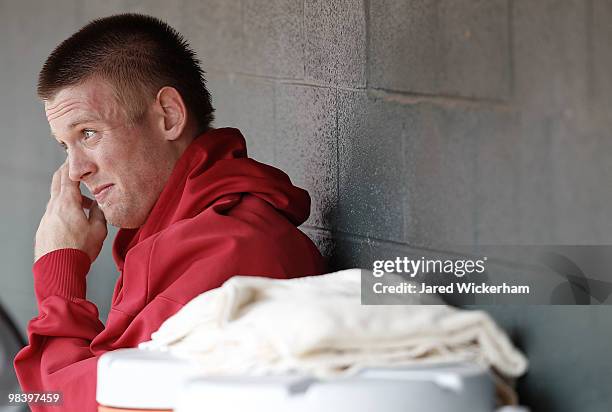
[38,13,214,131]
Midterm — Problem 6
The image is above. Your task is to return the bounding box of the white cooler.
[97,348,497,412]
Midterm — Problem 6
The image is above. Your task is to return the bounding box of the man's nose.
[67,149,96,182]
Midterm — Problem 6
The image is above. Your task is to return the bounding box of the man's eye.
[83,129,96,139]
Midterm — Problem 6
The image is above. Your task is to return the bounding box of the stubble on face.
[99,125,177,229]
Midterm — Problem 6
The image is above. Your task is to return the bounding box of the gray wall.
[0,1,611,411]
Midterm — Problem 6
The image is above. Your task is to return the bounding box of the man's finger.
[82,195,94,210]
[50,165,62,198]
[88,200,106,225]
[59,161,82,201]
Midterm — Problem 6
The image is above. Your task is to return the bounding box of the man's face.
[45,78,177,228]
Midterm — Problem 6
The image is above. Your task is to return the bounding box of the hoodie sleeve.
[13,248,104,412]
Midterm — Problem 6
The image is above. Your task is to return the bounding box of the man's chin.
[102,206,146,229]
[108,216,145,230]
[108,219,144,230]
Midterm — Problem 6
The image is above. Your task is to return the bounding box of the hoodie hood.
[113,128,311,270]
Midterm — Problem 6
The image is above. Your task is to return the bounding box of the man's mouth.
[93,184,114,203]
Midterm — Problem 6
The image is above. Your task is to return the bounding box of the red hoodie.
[14,128,326,411]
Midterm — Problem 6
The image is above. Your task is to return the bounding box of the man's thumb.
[89,200,107,225]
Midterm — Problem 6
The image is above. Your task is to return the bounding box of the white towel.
[140,269,527,381]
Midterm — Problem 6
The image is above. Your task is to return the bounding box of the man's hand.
[34,162,107,263]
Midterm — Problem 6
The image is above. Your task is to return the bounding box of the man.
[14,13,325,411]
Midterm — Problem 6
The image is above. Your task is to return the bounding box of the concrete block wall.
[1,1,611,410]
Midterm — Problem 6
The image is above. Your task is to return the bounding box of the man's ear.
[154,86,188,141]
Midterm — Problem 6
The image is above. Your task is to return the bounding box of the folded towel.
[140,269,527,385]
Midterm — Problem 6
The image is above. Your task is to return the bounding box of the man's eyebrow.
[68,117,99,128]
[50,117,99,139]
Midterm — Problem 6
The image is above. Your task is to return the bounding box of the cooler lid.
[97,348,494,412]
[174,363,495,412]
